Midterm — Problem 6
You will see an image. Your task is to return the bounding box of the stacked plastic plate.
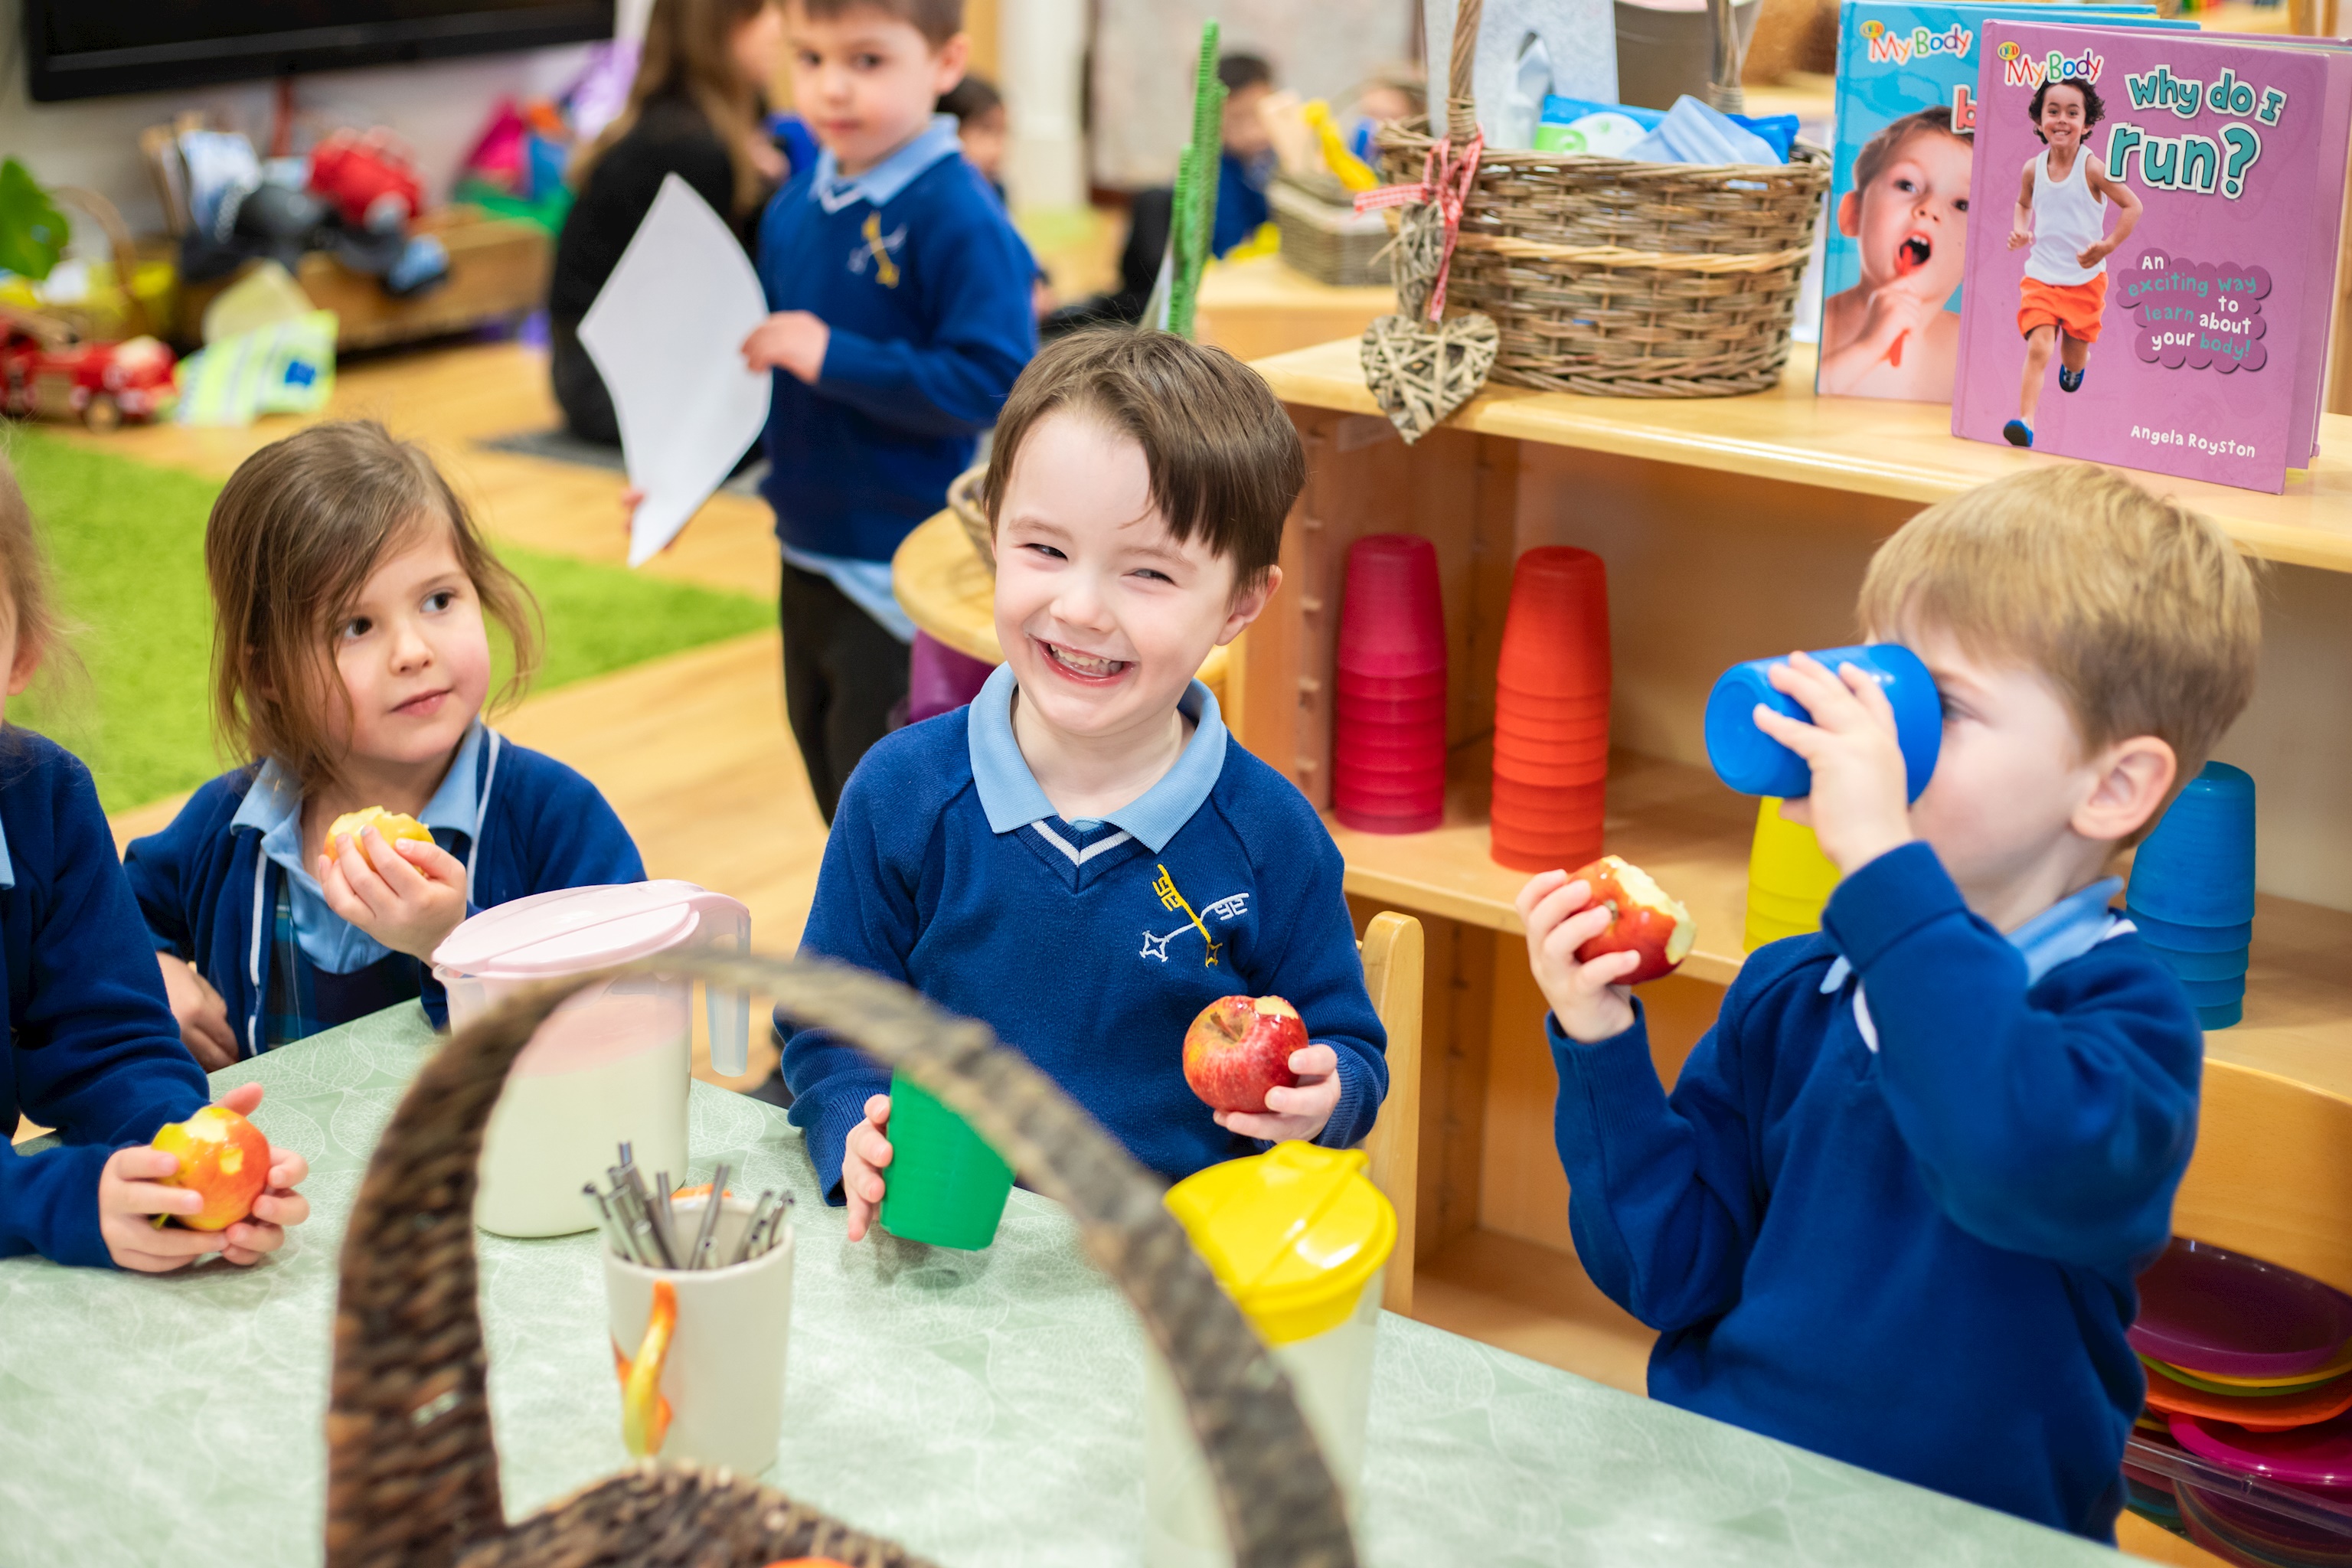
[2125,1238,2352,1560]
[2128,762,2257,1031]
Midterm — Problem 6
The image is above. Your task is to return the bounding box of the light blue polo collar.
[811,114,962,213]
[967,663,1227,854]
[230,720,492,970]
[0,810,14,890]
[1821,874,2127,997]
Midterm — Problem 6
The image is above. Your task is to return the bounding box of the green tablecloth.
[0,1007,2116,1567]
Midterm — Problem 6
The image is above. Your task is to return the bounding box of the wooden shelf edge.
[1253,339,2352,576]
[1411,1228,1656,1397]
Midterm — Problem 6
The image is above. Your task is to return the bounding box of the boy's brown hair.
[983,328,1304,590]
[1852,105,1968,192]
[1859,466,2260,836]
[0,449,72,687]
[789,0,961,46]
[206,421,540,793]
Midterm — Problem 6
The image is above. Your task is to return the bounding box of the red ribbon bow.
[1351,131,1485,322]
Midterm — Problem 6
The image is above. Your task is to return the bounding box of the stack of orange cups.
[1491,547,1609,872]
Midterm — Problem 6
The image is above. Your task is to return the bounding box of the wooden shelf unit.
[1247,340,2352,1387]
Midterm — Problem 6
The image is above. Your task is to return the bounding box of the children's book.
[1817,2,2183,403]
[1949,21,2352,492]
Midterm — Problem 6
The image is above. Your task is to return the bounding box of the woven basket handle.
[324,953,1358,1568]
[1447,0,1485,142]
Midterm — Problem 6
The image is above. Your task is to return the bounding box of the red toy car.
[0,322,178,431]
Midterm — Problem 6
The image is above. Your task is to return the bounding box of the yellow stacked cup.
[1745,797,1842,951]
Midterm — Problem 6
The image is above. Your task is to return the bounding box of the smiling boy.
[743,0,1035,822]
[1518,465,2259,1537]
[2003,77,2141,446]
[1818,107,1975,399]
[779,329,1387,1237]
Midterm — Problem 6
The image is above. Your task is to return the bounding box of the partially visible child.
[743,0,1037,822]
[1521,465,2257,1538]
[2004,77,2140,447]
[1212,52,1279,257]
[127,422,645,1063]
[0,454,309,1271]
[780,329,1387,1238]
[1818,107,1975,399]
[938,70,1057,320]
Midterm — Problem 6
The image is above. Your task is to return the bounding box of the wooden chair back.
[1359,910,1424,1315]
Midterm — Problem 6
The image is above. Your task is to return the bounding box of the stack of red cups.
[1333,534,1447,834]
[1491,546,1610,871]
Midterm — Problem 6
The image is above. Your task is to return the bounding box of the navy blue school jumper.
[1551,844,2202,1538]
[124,724,645,1054]
[0,730,211,1267]
[781,666,1388,1203]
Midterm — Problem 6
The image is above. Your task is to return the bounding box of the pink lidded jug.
[432,881,750,1237]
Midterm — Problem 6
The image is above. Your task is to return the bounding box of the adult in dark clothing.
[548,0,788,443]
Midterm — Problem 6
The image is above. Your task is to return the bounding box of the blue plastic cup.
[2141,943,2251,984]
[2180,974,2248,1008]
[1704,644,1942,802]
[2126,908,2254,953]
[2199,999,2244,1030]
[2126,763,2257,927]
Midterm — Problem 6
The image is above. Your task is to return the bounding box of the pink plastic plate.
[2173,1410,2352,1492]
[2135,1239,2352,1380]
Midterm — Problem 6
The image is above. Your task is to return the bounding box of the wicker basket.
[324,951,1356,1568]
[947,462,991,570]
[1380,0,1828,397]
[1269,175,1393,288]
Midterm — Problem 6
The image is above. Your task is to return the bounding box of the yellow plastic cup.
[1746,796,1840,949]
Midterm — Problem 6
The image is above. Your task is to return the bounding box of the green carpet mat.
[2,428,772,815]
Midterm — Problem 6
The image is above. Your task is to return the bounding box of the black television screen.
[24,0,619,102]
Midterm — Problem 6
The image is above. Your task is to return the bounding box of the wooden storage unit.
[1242,336,2352,1395]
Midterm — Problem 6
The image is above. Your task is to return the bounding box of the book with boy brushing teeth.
[1817,1,2178,402]
[1949,21,2352,492]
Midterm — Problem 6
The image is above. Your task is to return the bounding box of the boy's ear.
[1216,564,1283,648]
[1836,189,1862,238]
[933,31,972,92]
[2075,735,2178,845]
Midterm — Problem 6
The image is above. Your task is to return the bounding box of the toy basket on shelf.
[1378,0,1828,398]
[322,950,1356,1568]
[1269,175,1393,288]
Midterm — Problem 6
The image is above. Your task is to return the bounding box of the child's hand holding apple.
[1183,995,1344,1144]
[99,1083,310,1272]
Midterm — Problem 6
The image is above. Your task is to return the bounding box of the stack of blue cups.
[2126,761,2257,1030]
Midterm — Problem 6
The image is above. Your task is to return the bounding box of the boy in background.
[782,330,1387,1235]
[1520,465,2257,1537]
[746,0,1036,820]
[2004,77,2140,446]
[1817,106,1975,399]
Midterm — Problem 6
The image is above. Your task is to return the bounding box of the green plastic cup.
[877,1071,1014,1250]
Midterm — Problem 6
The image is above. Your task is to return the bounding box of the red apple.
[151,1105,270,1231]
[1183,995,1308,1113]
[1570,855,1696,985]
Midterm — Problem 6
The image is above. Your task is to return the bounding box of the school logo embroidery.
[850,212,905,286]
[1142,864,1248,966]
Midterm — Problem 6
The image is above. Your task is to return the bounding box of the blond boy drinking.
[1520,466,2258,1537]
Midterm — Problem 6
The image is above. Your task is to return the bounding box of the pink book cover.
[1950,21,2350,492]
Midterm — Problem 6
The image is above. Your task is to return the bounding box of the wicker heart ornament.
[1361,310,1497,443]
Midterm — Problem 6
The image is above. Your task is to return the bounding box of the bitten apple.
[150,1105,270,1231]
[1182,995,1308,1113]
[1570,855,1696,985]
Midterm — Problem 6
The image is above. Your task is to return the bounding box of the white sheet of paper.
[578,173,773,567]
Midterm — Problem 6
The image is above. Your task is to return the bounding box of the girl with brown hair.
[548,0,791,444]
[124,422,645,1063]
[0,449,311,1272]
